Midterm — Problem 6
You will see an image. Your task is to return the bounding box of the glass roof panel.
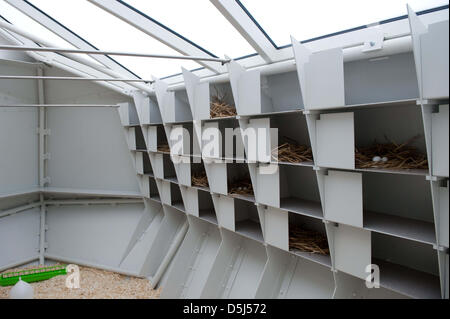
[123,0,256,59]
[239,0,449,47]
[0,1,76,49]
[23,0,201,79]
[0,1,103,67]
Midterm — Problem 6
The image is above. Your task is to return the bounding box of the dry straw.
[192,170,209,188]
[289,225,330,255]
[157,144,171,153]
[210,85,237,118]
[355,135,428,170]
[229,176,254,196]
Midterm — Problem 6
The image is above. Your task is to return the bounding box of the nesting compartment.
[227,61,303,115]
[292,39,419,110]
[182,68,236,121]
[154,79,193,124]
[330,223,441,298]
[314,103,427,171]
[182,188,217,225]
[256,164,322,217]
[322,169,436,245]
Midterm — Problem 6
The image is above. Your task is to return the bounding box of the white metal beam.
[0,19,150,95]
[210,0,282,63]
[5,0,139,80]
[0,44,230,63]
[88,0,226,74]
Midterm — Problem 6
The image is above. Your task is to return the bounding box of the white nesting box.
[153,78,193,123]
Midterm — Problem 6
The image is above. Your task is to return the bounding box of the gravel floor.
[0,264,161,299]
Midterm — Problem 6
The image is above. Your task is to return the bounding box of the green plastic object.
[0,265,67,286]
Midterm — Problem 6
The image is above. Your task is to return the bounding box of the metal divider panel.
[334,224,371,280]
[316,112,355,169]
[324,170,363,228]
[432,105,449,177]
[420,21,449,99]
[304,48,345,110]
[264,207,288,251]
[439,182,449,248]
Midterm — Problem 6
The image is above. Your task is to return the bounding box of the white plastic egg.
[372,156,381,162]
[9,278,34,299]
[381,157,388,162]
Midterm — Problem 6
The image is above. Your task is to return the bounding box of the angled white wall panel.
[0,63,39,194]
[0,208,40,268]
[45,204,144,268]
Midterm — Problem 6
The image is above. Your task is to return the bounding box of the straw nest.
[0,265,161,299]
[289,225,330,255]
[210,86,237,118]
[272,142,313,163]
[229,176,254,196]
[192,170,209,188]
[157,144,171,153]
[355,136,428,170]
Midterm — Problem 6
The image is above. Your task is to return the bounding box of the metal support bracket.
[36,128,51,135]
[362,26,384,52]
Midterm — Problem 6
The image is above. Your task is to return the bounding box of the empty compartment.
[182,187,217,225]
[201,229,267,298]
[149,177,160,202]
[148,124,169,153]
[288,213,331,267]
[118,102,139,126]
[154,79,193,123]
[323,169,436,244]
[164,155,178,182]
[371,233,441,299]
[202,118,244,160]
[139,175,160,200]
[279,165,322,218]
[161,181,184,211]
[316,103,428,172]
[292,40,419,110]
[228,60,303,115]
[333,271,410,299]
[234,198,263,243]
[133,92,163,125]
[161,217,222,298]
[182,68,236,120]
[198,190,217,225]
[166,89,193,123]
[127,126,146,151]
[134,152,153,175]
[255,246,334,298]
[362,172,436,245]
